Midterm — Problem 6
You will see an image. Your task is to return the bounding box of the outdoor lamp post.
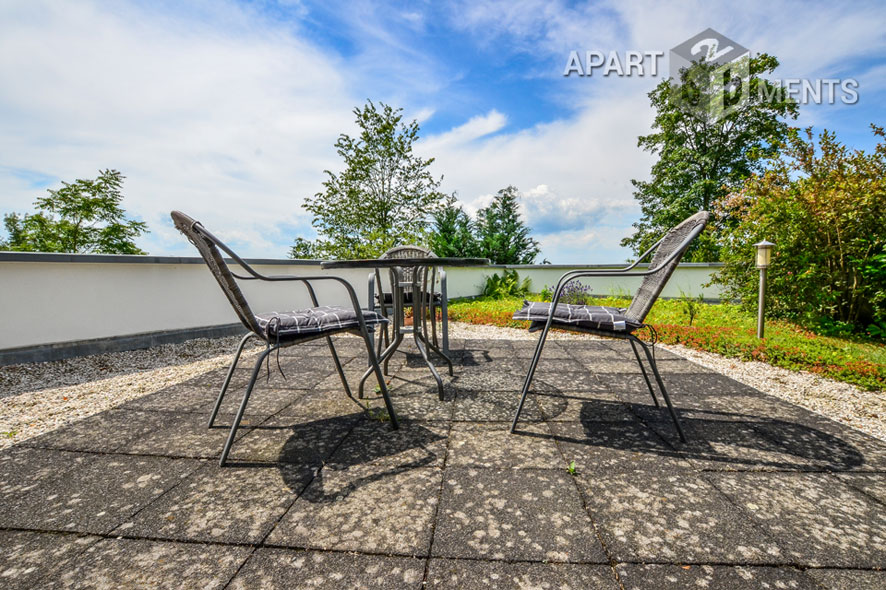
[754,240,774,338]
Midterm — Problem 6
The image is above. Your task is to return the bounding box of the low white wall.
[0,254,723,351]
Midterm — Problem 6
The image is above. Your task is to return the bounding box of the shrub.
[559,280,593,305]
[482,269,531,299]
[713,125,886,337]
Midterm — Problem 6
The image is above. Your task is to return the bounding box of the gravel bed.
[2,323,883,449]
[451,322,886,442]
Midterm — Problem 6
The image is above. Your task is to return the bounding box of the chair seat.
[513,301,642,333]
[380,291,442,306]
[256,306,388,340]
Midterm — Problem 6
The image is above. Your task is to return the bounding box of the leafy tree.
[475,186,540,264]
[1,169,148,254]
[622,54,798,261]
[293,100,448,259]
[428,200,480,258]
[713,125,886,335]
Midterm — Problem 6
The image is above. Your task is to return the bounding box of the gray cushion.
[256,306,388,340]
[513,300,642,333]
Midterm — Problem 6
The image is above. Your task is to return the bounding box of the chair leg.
[208,333,254,428]
[441,291,449,356]
[430,297,438,349]
[219,346,273,466]
[629,339,660,408]
[358,323,399,429]
[326,335,352,398]
[510,323,552,433]
[633,337,686,443]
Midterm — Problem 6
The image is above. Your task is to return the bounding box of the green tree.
[475,186,540,264]
[713,125,886,334]
[1,169,148,254]
[622,54,798,261]
[428,199,480,258]
[293,100,448,259]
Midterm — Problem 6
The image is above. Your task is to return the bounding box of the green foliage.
[713,125,886,335]
[622,54,798,262]
[428,200,480,257]
[678,289,705,326]
[566,460,577,475]
[481,269,531,299]
[447,295,886,391]
[1,169,148,254]
[475,186,540,264]
[293,100,448,259]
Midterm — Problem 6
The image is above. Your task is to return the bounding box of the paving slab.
[551,420,692,473]
[0,447,88,500]
[454,389,544,422]
[597,372,758,396]
[0,454,199,534]
[835,472,886,504]
[119,383,216,413]
[426,558,619,589]
[384,385,456,420]
[20,409,174,453]
[448,422,562,469]
[0,531,98,590]
[229,548,426,589]
[277,388,375,420]
[40,537,250,590]
[578,471,784,563]
[452,370,558,393]
[121,462,312,544]
[120,412,261,459]
[526,370,607,393]
[710,472,886,567]
[195,385,303,417]
[806,568,886,590]
[326,419,448,470]
[433,467,608,562]
[537,391,638,422]
[267,464,442,555]
[616,564,819,590]
[228,414,359,464]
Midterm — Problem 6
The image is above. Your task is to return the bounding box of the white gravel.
[1,323,883,449]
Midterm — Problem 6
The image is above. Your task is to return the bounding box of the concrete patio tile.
[461,344,522,362]
[806,568,886,589]
[41,537,250,590]
[536,391,637,422]
[448,422,562,469]
[384,385,456,420]
[433,467,608,563]
[509,342,575,359]
[267,464,442,555]
[0,531,98,590]
[578,471,784,563]
[121,412,261,459]
[229,548,426,590]
[649,419,822,472]
[276,388,371,420]
[195,385,302,417]
[326,419,448,470]
[188,365,327,390]
[710,472,886,567]
[426,558,619,589]
[228,414,360,465]
[835,473,886,504]
[663,392,823,423]
[0,454,199,534]
[119,383,216,413]
[566,346,634,361]
[452,370,559,392]
[596,372,758,396]
[0,447,88,500]
[616,564,818,590]
[121,462,313,544]
[752,416,886,472]
[453,390,544,422]
[528,370,608,393]
[20,409,174,453]
[640,358,715,373]
[551,421,692,473]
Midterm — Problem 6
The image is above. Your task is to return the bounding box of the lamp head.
[754,240,774,269]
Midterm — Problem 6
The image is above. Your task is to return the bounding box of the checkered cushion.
[513,300,642,333]
[255,306,388,340]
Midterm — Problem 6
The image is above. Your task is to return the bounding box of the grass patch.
[448,295,886,391]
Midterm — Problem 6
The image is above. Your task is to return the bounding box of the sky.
[1,0,884,262]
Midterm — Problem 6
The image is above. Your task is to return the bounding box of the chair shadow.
[540,399,865,471]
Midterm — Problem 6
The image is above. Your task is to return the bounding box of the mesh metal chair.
[367,245,449,362]
[510,211,711,440]
[171,211,398,466]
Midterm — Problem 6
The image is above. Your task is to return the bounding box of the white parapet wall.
[0,253,724,355]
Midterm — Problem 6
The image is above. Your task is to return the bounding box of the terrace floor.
[2,337,885,589]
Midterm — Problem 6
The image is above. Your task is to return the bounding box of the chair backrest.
[378,245,436,294]
[624,211,710,324]
[170,211,263,335]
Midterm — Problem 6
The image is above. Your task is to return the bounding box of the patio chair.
[171,211,398,466]
[510,211,711,440]
[367,245,449,363]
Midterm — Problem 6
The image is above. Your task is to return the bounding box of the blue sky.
[1,0,884,262]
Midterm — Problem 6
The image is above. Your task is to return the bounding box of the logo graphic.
[669,28,750,121]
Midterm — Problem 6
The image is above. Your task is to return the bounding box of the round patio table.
[321,257,489,400]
